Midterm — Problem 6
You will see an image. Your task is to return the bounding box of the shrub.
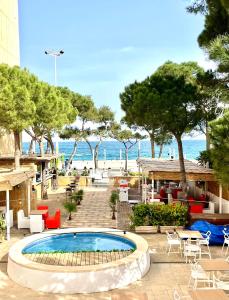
[131,203,188,227]
[70,190,84,205]
[64,201,77,220]
[109,190,119,220]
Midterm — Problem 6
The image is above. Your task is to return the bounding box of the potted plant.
[109,190,119,220]
[64,201,77,220]
[70,191,82,205]
[0,216,6,240]
[159,204,188,233]
[77,190,84,202]
[132,204,159,233]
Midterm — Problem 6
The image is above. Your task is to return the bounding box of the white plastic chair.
[183,239,201,263]
[30,214,44,233]
[198,231,211,259]
[166,231,182,256]
[213,274,229,290]
[222,228,229,255]
[17,209,30,229]
[188,261,212,289]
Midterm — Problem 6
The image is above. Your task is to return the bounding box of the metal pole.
[151,176,154,200]
[27,179,31,215]
[6,190,10,241]
[219,184,223,214]
[138,165,141,192]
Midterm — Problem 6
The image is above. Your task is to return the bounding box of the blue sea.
[22,139,205,161]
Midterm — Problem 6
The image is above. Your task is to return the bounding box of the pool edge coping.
[8,228,149,273]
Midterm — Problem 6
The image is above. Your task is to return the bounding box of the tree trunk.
[24,129,36,154]
[176,135,187,190]
[85,140,94,168]
[41,161,48,199]
[206,121,210,151]
[49,136,55,154]
[149,132,155,158]
[28,138,34,154]
[14,131,21,169]
[158,144,163,158]
[66,140,78,170]
[125,147,128,172]
[94,140,101,169]
[45,140,50,154]
[39,137,44,157]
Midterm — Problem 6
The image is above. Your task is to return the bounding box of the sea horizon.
[22,139,206,162]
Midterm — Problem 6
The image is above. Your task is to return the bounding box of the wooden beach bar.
[137,158,229,225]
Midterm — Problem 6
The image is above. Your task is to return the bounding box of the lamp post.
[44,49,64,86]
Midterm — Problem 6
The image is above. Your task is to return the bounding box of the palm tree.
[64,201,77,220]
[109,191,119,220]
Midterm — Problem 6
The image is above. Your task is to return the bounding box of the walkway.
[63,186,116,228]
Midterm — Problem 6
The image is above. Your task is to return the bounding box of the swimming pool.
[22,232,136,254]
[8,228,150,293]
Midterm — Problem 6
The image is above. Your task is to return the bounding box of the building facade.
[0,0,20,66]
[0,0,20,155]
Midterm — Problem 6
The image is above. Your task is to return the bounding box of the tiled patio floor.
[0,188,226,299]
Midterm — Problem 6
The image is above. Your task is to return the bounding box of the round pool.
[22,232,136,254]
[8,228,150,294]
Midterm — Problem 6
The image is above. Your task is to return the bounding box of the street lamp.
[44,49,64,86]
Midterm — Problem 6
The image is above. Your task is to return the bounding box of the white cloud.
[197,54,217,71]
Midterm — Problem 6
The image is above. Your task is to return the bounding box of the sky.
[19,0,213,141]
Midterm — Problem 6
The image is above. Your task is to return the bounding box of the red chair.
[160,188,167,199]
[45,209,61,229]
[189,204,203,214]
[187,196,195,202]
[171,188,182,199]
[37,205,49,222]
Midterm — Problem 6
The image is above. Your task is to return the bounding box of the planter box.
[159,225,184,233]
[135,226,158,234]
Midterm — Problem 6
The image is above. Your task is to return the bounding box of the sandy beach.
[70,159,138,171]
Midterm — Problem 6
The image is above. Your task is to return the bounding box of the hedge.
[131,203,188,227]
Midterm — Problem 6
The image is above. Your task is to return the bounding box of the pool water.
[22,232,136,254]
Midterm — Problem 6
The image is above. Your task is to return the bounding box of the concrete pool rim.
[7,227,150,293]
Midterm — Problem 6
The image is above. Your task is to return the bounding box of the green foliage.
[81,169,89,176]
[0,64,35,132]
[111,123,145,171]
[120,80,163,158]
[209,110,229,184]
[109,190,119,220]
[131,203,188,227]
[23,248,136,254]
[186,0,229,47]
[110,190,119,205]
[63,201,77,220]
[208,34,229,75]
[197,150,213,168]
[58,169,66,176]
[78,189,84,198]
[0,216,6,232]
[70,190,84,204]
